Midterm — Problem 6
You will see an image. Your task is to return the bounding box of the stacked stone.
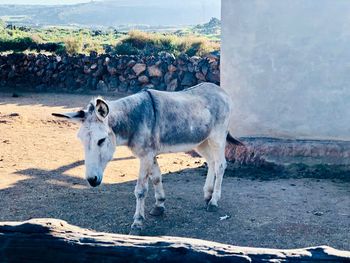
[0,51,220,93]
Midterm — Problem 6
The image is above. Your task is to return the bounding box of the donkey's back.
[149,82,232,153]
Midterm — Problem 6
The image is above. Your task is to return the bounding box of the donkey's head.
[52,98,116,187]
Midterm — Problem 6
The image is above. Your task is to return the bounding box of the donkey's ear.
[95,98,109,120]
[52,110,85,122]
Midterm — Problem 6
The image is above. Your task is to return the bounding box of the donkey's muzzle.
[87,176,101,187]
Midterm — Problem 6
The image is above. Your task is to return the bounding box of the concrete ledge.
[241,137,350,165]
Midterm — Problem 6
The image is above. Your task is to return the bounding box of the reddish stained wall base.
[225,138,350,165]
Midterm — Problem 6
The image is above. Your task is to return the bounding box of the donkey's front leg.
[130,155,153,234]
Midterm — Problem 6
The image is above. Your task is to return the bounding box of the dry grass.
[114,30,220,56]
[63,36,83,55]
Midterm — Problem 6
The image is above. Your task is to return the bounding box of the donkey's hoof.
[149,206,165,216]
[207,203,218,212]
[205,198,211,206]
[129,225,143,236]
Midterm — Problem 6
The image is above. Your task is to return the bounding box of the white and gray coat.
[53,82,242,234]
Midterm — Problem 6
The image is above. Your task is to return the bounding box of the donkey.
[52,82,242,234]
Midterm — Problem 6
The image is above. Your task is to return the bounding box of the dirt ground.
[0,92,349,250]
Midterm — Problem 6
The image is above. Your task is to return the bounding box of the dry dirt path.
[0,92,349,250]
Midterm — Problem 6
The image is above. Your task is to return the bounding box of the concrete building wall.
[222,0,350,141]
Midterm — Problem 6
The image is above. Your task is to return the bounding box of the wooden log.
[0,218,349,263]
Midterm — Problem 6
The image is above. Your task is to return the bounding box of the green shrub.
[0,37,36,52]
[114,41,139,55]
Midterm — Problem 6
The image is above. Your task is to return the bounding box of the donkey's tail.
[226,133,244,146]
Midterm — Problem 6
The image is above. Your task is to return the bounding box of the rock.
[132,63,146,76]
[118,82,128,93]
[158,83,166,90]
[90,64,97,70]
[205,51,220,62]
[159,61,168,73]
[127,60,136,68]
[167,78,178,91]
[195,72,206,81]
[158,51,175,61]
[127,73,137,80]
[92,69,103,78]
[8,71,16,79]
[206,69,220,84]
[119,75,126,82]
[188,63,195,73]
[181,72,197,87]
[168,64,177,72]
[150,77,161,86]
[83,66,91,74]
[129,83,142,93]
[148,65,162,77]
[89,51,98,58]
[97,80,108,92]
[190,56,201,63]
[91,78,98,90]
[201,63,209,76]
[178,53,189,64]
[35,84,46,92]
[108,78,119,91]
[138,75,149,84]
[210,61,219,70]
[107,66,117,75]
[177,64,188,71]
[313,211,324,216]
[164,72,173,84]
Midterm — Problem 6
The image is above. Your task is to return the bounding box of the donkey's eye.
[97,138,106,146]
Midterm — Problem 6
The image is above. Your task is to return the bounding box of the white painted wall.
[222,0,350,141]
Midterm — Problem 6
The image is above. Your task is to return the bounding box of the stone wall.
[0,52,220,93]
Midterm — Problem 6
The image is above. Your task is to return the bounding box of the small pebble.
[313,211,324,216]
[219,215,231,221]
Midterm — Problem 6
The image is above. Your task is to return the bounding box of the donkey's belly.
[158,142,203,154]
[159,109,212,146]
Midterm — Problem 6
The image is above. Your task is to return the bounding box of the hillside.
[176,17,221,40]
[0,0,220,30]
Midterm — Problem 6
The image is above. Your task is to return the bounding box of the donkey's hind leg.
[149,157,166,216]
[206,134,227,212]
[195,140,215,205]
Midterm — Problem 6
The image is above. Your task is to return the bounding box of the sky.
[0,0,211,6]
[0,0,92,4]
